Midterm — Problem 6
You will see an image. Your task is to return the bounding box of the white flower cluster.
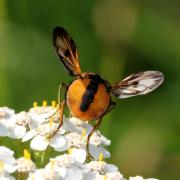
[0,105,159,180]
[0,105,110,160]
[28,154,124,180]
[0,146,157,180]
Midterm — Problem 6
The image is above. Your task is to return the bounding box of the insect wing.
[111,71,164,98]
[53,26,81,77]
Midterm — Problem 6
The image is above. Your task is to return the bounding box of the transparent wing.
[53,26,81,77]
[111,71,164,98]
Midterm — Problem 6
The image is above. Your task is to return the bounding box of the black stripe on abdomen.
[80,80,99,112]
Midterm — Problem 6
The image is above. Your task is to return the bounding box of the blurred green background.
[0,0,180,179]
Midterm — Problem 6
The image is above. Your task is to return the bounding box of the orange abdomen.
[66,76,110,121]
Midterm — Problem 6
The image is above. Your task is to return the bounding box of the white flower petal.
[58,167,67,178]
[0,122,8,136]
[0,154,16,165]
[63,119,80,133]
[30,135,48,151]
[83,171,96,180]
[0,174,16,180]
[0,107,15,120]
[65,167,83,180]
[28,114,45,129]
[100,135,111,146]
[105,164,118,172]
[89,145,110,160]
[49,134,68,152]
[8,125,26,139]
[83,123,94,135]
[106,171,124,180]
[4,163,17,173]
[129,177,158,180]
[28,106,56,129]
[28,169,46,180]
[0,146,16,174]
[71,148,86,164]
[0,146,14,156]
[94,174,105,180]
[22,129,37,142]
[129,176,144,180]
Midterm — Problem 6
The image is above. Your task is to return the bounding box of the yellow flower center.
[51,100,56,108]
[0,160,4,172]
[56,104,60,109]
[23,149,31,160]
[49,118,53,129]
[104,175,107,180]
[42,100,47,107]
[68,148,72,154]
[33,101,38,108]
[81,128,87,139]
[50,159,55,171]
[99,153,104,161]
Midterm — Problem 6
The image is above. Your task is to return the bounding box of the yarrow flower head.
[0,103,159,180]
[85,160,124,180]
[22,104,68,152]
[15,149,36,173]
[129,176,158,180]
[0,146,17,179]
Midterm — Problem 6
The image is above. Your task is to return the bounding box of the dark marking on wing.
[53,26,81,77]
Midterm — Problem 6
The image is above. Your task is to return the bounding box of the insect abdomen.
[66,75,111,121]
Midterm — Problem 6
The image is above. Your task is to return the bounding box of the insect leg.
[50,100,65,137]
[95,102,116,138]
[57,82,68,105]
[45,107,60,120]
[87,117,102,158]
[49,82,67,137]
[106,101,116,114]
[45,82,67,120]
[95,102,116,124]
